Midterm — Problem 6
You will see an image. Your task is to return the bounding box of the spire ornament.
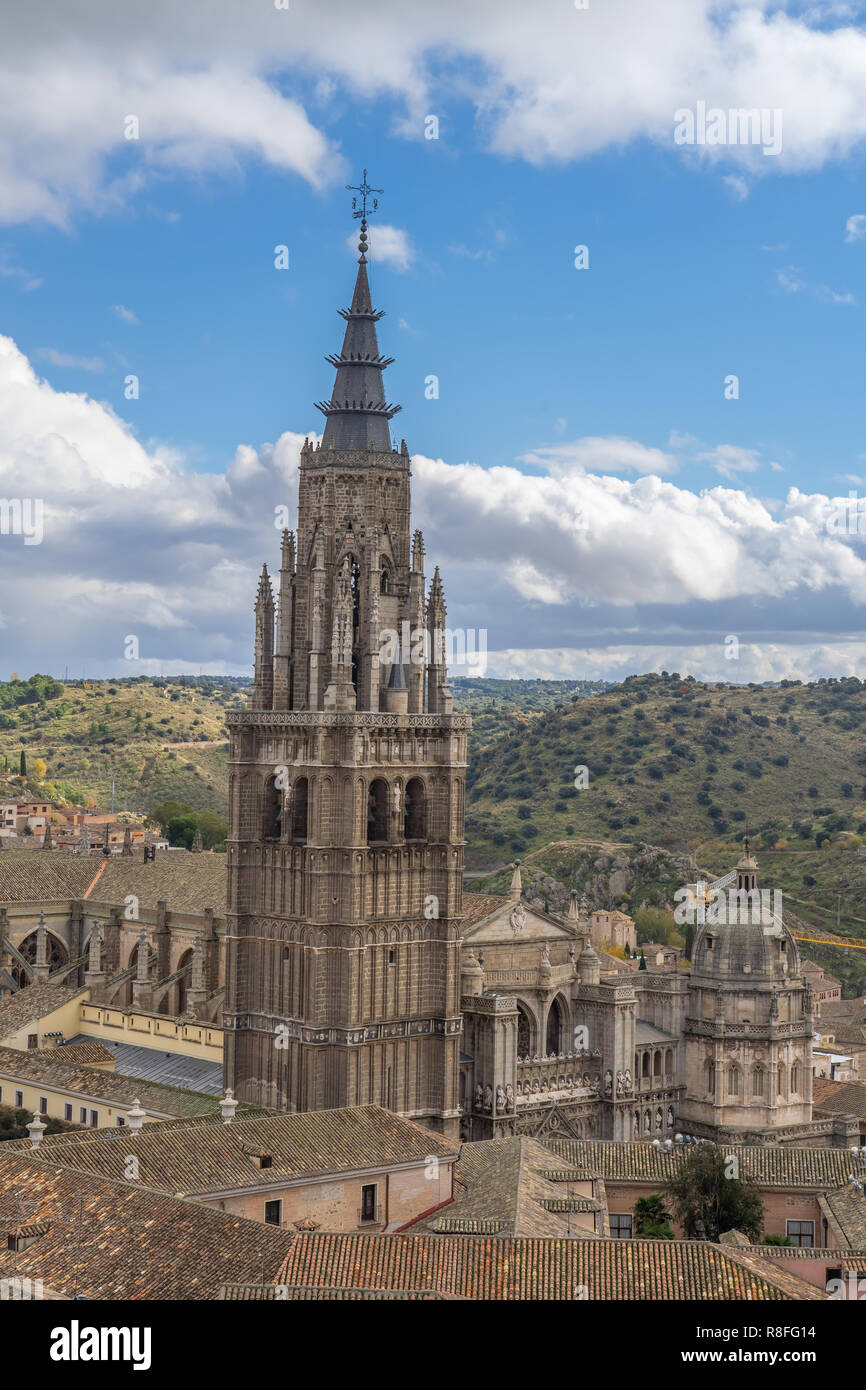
[346,168,383,259]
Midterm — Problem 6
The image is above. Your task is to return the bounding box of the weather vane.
[346,168,383,257]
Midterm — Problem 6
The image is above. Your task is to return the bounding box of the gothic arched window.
[367,779,388,842]
[516,1003,534,1059]
[545,996,565,1056]
[263,775,282,840]
[791,1062,800,1094]
[752,1067,764,1098]
[707,1061,715,1096]
[404,777,427,840]
[291,778,308,843]
[727,1066,739,1097]
[379,564,391,595]
[777,1063,785,1097]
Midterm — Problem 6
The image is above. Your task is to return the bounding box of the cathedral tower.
[223,183,467,1137]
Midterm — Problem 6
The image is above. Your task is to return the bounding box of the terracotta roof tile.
[0,1152,294,1300]
[4,1105,457,1194]
[545,1139,855,1189]
[276,1232,823,1300]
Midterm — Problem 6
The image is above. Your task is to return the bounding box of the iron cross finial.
[346,168,383,223]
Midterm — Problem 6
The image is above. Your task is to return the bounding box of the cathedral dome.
[691,918,799,982]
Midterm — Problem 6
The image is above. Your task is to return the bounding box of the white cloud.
[345,224,415,272]
[845,213,866,242]
[4,2,866,225]
[4,331,866,682]
[777,265,855,303]
[520,436,677,476]
[696,444,762,480]
[723,174,749,201]
[37,347,105,373]
[111,304,140,325]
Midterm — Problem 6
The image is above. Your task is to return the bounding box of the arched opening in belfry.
[516,1002,535,1059]
[263,776,283,840]
[291,778,309,844]
[12,930,68,986]
[404,778,427,840]
[380,563,391,595]
[350,555,361,695]
[367,779,388,843]
[545,995,565,1056]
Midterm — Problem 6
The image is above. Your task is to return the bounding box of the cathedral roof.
[315,246,401,451]
[691,917,799,982]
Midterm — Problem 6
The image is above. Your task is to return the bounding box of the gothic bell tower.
[223,178,468,1137]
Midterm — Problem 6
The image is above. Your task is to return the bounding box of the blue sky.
[3,0,866,682]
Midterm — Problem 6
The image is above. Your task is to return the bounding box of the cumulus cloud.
[4,2,866,225]
[111,304,139,326]
[344,224,415,272]
[520,436,678,476]
[4,332,866,681]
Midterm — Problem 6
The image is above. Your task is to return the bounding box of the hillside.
[0,675,246,818]
[465,671,866,868]
[0,674,598,822]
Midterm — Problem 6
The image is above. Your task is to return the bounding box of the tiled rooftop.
[0,847,226,915]
[0,1151,294,1300]
[545,1138,857,1189]
[819,1185,866,1249]
[0,981,86,1038]
[0,1043,224,1117]
[459,892,507,932]
[411,1137,601,1239]
[4,1104,458,1195]
[275,1232,824,1300]
[812,1076,866,1119]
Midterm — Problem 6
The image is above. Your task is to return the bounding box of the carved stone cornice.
[227,710,471,730]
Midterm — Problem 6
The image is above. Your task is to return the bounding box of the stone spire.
[426,566,452,714]
[32,912,50,981]
[509,861,523,901]
[79,822,90,855]
[251,564,275,711]
[314,181,401,451]
[273,528,295,710]
[121,826,132,857]
[42,821,52,851]
[568,889,580,927]
[323,555,357,711]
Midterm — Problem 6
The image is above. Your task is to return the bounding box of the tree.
[33,757,47,780]
[667,1146,763,1242]
[165,814,199,850]
[633,1194,674,1239]
[683,923,696,961]
[19,749,26,776]
[638,950,647,970]
[148,799,194,832]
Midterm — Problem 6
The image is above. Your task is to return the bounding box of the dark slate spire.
[315,173,401,451]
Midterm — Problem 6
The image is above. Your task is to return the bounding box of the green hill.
[0,674,246,818]
[465,671,866,868]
